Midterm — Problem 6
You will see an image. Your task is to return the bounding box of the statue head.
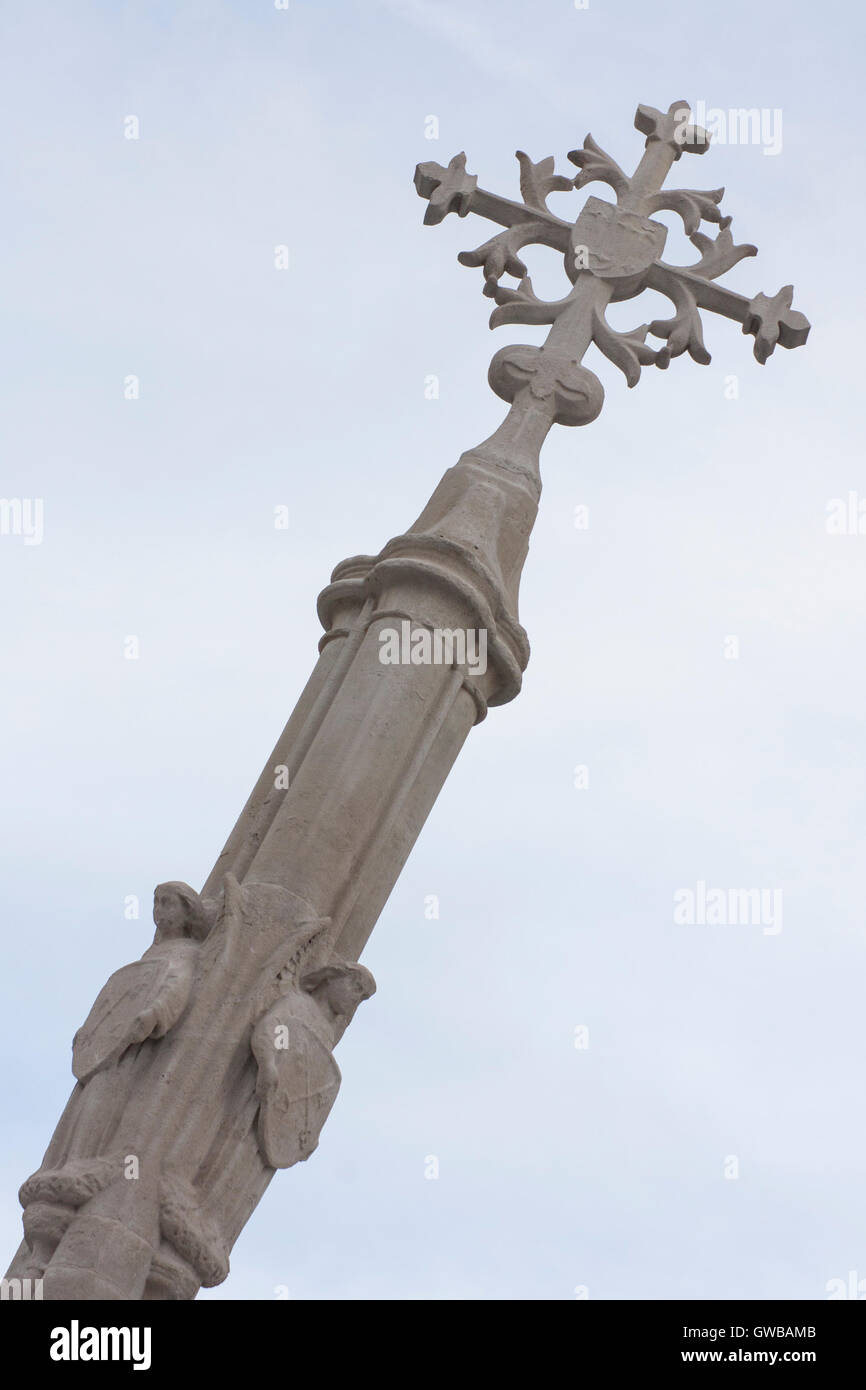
[153,882,215,943]
[302,961,376,1041]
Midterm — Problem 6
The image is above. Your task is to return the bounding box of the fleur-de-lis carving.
[515,151,573,211]
[568,135,630,197]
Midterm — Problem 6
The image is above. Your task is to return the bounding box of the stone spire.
[6,102,809,1299]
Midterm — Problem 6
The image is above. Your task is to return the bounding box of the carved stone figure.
[11,883,216,1286]
[73,883,215,1083]
[252,961,376,1168]
[7,874,376,1298]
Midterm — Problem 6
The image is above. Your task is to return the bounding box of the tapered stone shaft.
[6,396,548,1300]
[207,427,542,960]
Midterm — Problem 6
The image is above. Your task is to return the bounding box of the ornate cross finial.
[414,100,810,429]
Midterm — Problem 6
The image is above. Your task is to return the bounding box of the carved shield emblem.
[251,992,342,1170]
[72,957,176,1083]
[571,196,667,281]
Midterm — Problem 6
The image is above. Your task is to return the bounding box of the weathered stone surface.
[6,101,809,1299]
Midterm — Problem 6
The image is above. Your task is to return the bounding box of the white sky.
[1,0,864,1299]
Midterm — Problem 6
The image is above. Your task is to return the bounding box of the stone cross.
[415,97,809,432]
[5,102,809,1301]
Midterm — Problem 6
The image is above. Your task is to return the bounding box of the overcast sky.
[2,0,864,1300]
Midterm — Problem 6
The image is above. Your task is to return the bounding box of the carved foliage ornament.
[414,100,809,421]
